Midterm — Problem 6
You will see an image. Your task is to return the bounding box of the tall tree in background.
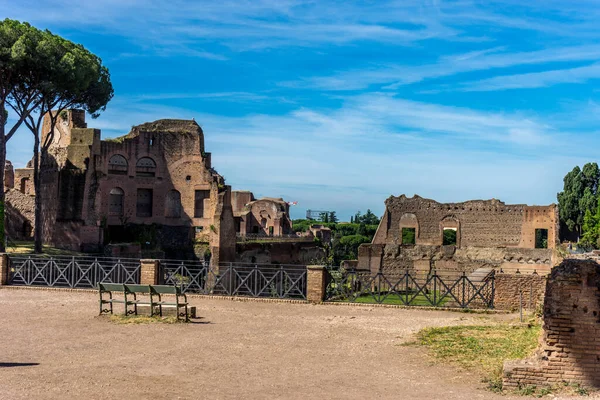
[0,19,49,251]
[9,22,113,253]
[328,211,338,223]
[557,163,600,239]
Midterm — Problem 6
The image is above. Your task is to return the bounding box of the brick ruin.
[358,195,558,278]
[4,109,327,265]
[503,259,600,389]
[231,191,293,237]
[8,110,236,264]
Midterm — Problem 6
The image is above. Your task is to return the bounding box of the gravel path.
[0,288,522,399]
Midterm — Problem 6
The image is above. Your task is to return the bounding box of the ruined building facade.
[11,110,235,264]
[231,191,293,237]
[359,195,558,276]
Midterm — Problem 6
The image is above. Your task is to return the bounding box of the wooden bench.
[98,283,189,321]
[150,285,189,322]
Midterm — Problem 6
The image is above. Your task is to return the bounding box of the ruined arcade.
[359,194,558,276]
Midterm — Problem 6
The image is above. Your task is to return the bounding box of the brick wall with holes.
[503,259,600,389]
[494,273,546,311]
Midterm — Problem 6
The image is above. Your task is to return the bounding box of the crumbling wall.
[503,259,600,389]
[236,241,325,265]
[376,195,557,249]
[5,189,34,241]
[494,273,546,311]
[359,243,553,276]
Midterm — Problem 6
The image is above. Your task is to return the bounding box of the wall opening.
[108,154,128,175]
[109,187,124,216]
[19,177,29,194]
[401,227,416,245]
[443,228,457,245]
[165,190,182,218]
[194,190,210,218]
[136,188,153,217]
[535,228,548,249]
[269,226,274,236]
[135,157,156,177]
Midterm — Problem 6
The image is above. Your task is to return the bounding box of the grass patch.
[351,292,449,307]
[417,324,541,392]
[108,315,180,324]
[7,241,84,256]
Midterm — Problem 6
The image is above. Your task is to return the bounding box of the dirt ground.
[0,288,549,399]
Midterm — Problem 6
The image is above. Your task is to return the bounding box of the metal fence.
[7,255,141,288]
[160,260,307,299]
[325,268,495,309]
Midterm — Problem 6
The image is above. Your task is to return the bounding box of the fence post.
[140,259,159,285]
[0,253,8,285]
[306,265,327,303]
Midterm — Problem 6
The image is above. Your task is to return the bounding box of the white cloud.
[457,63,600,91]
[287,44,600,91]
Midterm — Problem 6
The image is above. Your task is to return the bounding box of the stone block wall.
[503,259,600,389]
[376,194,557,249]
[494,273,546,311]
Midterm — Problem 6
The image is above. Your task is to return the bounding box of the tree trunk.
[0,121,6,253]
[33,131,41,254]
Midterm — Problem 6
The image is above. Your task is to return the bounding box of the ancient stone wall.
[376,195,557,249]
[494,273,546,311]
[14,168,34,196]
[4,160,14,189]
[31,110,235,264]
[5,188,34,241]
[503,259,600,389]
[232,193,293,237]
[236,242,325,265]
[359,243,553,276]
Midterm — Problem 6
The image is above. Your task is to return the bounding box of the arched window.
[165,190,182,218]
[109,188,124,216]
[136,157,156,177]
[108,154,128,175]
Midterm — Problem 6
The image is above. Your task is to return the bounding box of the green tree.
[337,234,371,260]
[557,163,600,239]
[9,23,113,252]
[0,19,55,251]
[328,211,338,223]
[581,195,600,248]
[361,209,379,225]
[319,212,329,223]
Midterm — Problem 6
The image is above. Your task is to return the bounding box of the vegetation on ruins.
[557,162,600,243]
[293,211,380,265]
[4,19,113,253]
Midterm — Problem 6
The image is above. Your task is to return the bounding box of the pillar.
[0,253,8,285]
[307,265,327,303]
[140,259,159,285]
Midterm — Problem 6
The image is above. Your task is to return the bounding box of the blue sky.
[4,0,600,221]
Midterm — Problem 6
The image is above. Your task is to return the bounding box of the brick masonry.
[494,273,546,311]
[503,259,600,389]
[140,259,159,285]
[359,194,557,276]
[306,265,326,303]
[0,253,7,285]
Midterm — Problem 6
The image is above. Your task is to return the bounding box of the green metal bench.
[150,285,189,322]
[124,284,155,316]
[98,283,126,315]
